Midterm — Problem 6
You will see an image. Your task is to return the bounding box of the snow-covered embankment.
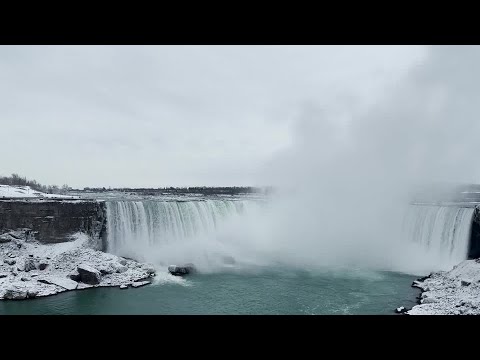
[0,229,156,300]
[407,259,480,315]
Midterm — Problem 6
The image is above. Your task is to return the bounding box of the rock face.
[77,264,101,285]
[0,200,106,245]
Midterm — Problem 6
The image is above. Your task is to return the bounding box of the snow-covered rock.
[408,259,480,315]
[0,185,79,199]
[4,259,16,266]
[3,286,28,300]
[77,264,101,285]
[132,281,150,288]
[119,284,128,289]
[24,258,36,272]
[116,265,128,273]
[0,230,154,300]
[38,277,78,291]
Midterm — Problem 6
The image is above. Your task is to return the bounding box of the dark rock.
[38,262,48,270]
[0,234,12,243]
[68,272,81,282]
[3,287,27,300]
[28,254,33,258]
[168,263,196,276]
[0,273,8,278]
[461,279,472,286]
[21,277,29,281]
[27,290,38,298]
[4,259,16,266]
[77,264,101,285]
[24,258,36,272]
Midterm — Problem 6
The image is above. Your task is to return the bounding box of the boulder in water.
[168,263,196,276]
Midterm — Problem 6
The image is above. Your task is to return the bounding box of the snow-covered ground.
[0,229,157,300]
[0,185,79,199]
[407,260,480,315]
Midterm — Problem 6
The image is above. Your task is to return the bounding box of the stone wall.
[0,200,106,245]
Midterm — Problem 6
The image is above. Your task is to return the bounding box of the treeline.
[81,186,270,195]
[0,174,70,194]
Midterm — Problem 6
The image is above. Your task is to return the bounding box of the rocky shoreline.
[0,229,156,300]
[404,259,480,315]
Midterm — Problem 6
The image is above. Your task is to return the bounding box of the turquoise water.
[0,268,419,315]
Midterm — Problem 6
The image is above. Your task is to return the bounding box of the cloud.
[0,45,424,187]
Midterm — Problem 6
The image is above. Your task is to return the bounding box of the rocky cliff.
[0,200,106,246]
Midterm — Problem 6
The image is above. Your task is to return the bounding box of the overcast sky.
[0,45,426,188]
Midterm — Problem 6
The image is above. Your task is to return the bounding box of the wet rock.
[77,264,101,285]
[3,287,27,300]
[27,290,38,298]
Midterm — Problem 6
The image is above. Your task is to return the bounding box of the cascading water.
[402,204,475,269]
[106,199,260,269]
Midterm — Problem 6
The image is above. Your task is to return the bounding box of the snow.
[407,259,480,315]
[0,185,79,199]
[0,229,156,300]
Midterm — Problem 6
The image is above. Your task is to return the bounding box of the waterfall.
[402,204,475,268]
[106,199,258,265]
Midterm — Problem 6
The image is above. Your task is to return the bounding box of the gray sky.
[0,45,425,188]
